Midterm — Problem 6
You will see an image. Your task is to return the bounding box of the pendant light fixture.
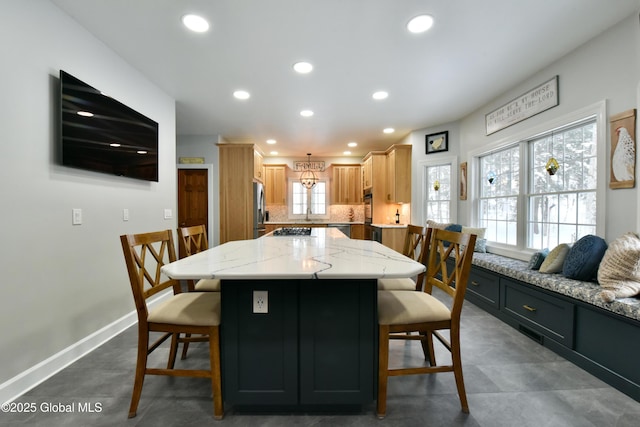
[433,180,440,191]
[299,153,318,189]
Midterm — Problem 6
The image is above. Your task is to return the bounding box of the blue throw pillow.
[528,249,549,270]
[562,235,607,281]
[445,224,463,233]
[474,238,487,253]
[443,224,462,247]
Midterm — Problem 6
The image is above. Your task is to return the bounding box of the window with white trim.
[477,117,598,250]
[527,120,597,249]
[290,181,328,219]
[479,146,520,245]
[425,164,452,223]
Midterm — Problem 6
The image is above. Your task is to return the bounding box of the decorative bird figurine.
[612,126,635,182]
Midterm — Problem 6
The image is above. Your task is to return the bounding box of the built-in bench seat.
[470,252,640,321]
[455,251,640,403]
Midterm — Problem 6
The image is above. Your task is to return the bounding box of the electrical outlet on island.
[253,290,268,314]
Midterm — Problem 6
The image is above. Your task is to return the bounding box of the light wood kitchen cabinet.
[264,224,279,234]
[350,224,364,240]
[219,144,262,244]
[382,227,406,253]
[362,152,388,224]
[386,145,411,203]
[264,164,287,205]
[331,164,362,204]
[362,156,373,190]
[253,150,264,182]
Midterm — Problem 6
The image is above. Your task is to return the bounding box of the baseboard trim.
[0,292,171,404]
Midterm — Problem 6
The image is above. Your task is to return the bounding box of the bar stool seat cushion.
[195,278,222,292]
[378,290,451,325]
[148,292,221,326]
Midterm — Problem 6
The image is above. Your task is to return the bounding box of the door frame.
[178,163,216,246]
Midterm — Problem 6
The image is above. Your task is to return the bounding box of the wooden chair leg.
[181,333,191,360]
[450,327,469,413]
[420,330,436,365]
[209,327,224,420]
[376,324,390,419]
[167,333,179,369]
[128,329,149,418]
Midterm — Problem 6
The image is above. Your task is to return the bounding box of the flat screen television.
[60,70,159,181]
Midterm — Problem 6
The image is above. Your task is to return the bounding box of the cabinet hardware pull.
[471,281,479,286]
[523,305,537,312]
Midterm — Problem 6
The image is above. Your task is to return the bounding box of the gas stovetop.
[273,227,312,236]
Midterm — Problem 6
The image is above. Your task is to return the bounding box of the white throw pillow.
[597,232,640,302]
[461,226,486,239]
[539,243,571,273]
[426,220,451,230]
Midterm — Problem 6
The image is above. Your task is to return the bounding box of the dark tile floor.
[3,292,640,426]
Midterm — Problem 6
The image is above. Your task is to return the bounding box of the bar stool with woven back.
[376,228,477,418]
[120,230,223,419]
[377,225,432,291]
[177,225,221,292]
[176,224,221,360]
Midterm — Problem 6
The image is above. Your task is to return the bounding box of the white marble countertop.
[371,223,408,228]
[162,227,424,280]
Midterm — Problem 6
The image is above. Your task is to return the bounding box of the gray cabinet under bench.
[458,255,640,402]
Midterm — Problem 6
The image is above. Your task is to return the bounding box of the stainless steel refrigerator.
[253,182,266,238]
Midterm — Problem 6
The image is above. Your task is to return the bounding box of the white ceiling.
[52,0,640,158]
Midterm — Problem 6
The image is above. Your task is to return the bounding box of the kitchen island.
[161,228,424,412]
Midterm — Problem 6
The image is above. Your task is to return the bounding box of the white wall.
[0,1,176,400]
[411,11,640,243]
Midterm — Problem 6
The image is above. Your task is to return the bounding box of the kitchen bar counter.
[161,228,424,414]
[161,227,424,281]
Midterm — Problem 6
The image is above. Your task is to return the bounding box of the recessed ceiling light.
[77,111,93,117]
[343,151,352,155]
[300,110,314,117]
[383,128,395,134]
[266,139,277,144]
[137,150,148,155]
[182,14,210,33]
[347,142,358,147]
[293,61,313,74]
[109,143,121,147]
[407,15,434,34]
[270,151,279,155]
[372,91,388,100]
[233,90,250,100]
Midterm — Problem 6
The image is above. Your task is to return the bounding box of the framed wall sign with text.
[426,131,448,154]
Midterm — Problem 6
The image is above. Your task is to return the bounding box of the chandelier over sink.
[299,153,318,189]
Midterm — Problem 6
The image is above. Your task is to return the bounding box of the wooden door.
[178,169,208,255]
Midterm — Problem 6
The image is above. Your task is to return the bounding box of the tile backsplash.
[266,205,364,223]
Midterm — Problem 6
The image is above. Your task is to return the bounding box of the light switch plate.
[123,208,129,221]
[72,208,82,225]
[164,208,173,219]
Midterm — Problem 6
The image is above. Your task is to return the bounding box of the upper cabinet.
[362,156,373,190]
[253,150,264,182]
[331,164,362,205]
[386,145,412,203]
[264,164,287,205]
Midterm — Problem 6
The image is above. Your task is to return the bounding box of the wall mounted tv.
[60,70,159,181]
